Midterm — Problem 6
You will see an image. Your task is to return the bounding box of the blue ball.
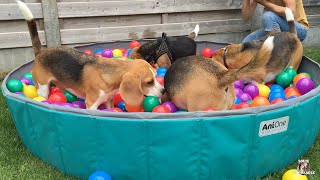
[157,67,167,75]
[79,98,85,103]
[176,110,188,113]
[93,49,103,54]
[269,92,286,102]
[234,97,242,105]
[157,72,166,77]
[127,49,133,56]
[270,84,283,91]
[287,95,298,100]
[29,79,34,86]
[116,101,127,112]
[271,88,284,94]
[88,171,111,180]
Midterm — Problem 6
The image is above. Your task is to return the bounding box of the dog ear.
[156,54,171,68]
[119,72,144,106]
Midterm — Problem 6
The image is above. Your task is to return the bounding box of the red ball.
[129,40,141,49]
[233,102,251,109]
[111,107,123,112]
[95,54,102,57]
[83,49,93,55]
[118,48,126,54]
[152,105,171,113]
[203,107,217,111]
[49,92,67,103]
[49,86,61,96]
[202,48,213,58]
[156,76,164,85]
[113,92,124,106]
[271,98,285,104]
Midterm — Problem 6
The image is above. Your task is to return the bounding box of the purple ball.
[234,88,243,97]
[55,102,74,108]
[41,100,52,104]
[102,108,114,112]
[234,80,244,89]
[243,84,259,99]
[98,104,106,110]
[19,78,31,85]
[14,92,23,95]
[72,101,86,109]
[296,78,315,95]
[101,49,113,58]
[162,101,178,112]
[238,92,252,102]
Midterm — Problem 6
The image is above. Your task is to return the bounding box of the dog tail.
[285,7,297,35]
[17,0,42,56]
[188,24,200,39]
[221,36,275,86]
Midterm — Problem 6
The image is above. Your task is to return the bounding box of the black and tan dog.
[129,25,199,68]
[212,8,303,84]
[17,1,163,110]
[163,36,275,111]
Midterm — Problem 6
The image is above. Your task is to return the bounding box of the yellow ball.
[112,49,123,58]
[258,84,270,98]
[33,96,46,102]
[23,85,38,99]
[282,169,308,180]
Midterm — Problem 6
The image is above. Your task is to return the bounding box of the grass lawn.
[0,47,319,179]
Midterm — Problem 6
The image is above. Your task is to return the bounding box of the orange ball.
[293,74,310,86]
[251,96,270,107]
[284,86,298,94]
[125,104,143,112]
[285,89,301,98]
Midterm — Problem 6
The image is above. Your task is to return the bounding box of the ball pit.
[1,40,320,180]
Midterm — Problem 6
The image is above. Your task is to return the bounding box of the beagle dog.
[163,36,275,111]
[17,1,163,110]
[129,25,200,68]
[213,8,303,84]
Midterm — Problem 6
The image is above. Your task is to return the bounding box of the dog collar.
[153,33,173,62]
[223,46,229,69]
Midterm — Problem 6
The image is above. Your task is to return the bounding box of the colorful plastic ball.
[300,72,312,79]
[6,79,23,93]
[271,98,285,104]
[88,171,112,180]
[251,97,271,107]
[282,169,307,180]
[233,102,251,109]
[157,72,166,78]
[42,100,52,104]
[101,49,113,58]
[293,73,310,86]
[276,72,293,88]
[127,49,133,56]
[49,92,67,103]
[270,84,283,91]
[19,78,31,85]
[113,92,123,106]
[23,85,38,98]
[83,49,93,55]
[296,78,315,95]
[152,105,171,113]
[129,40,141,49]
[284,67,297,78]
[50,86,61,94]
[271,88,285,94]
[125,104,143,112]
[156,67,167,75]
[238,92,252,102]
[22,72,33,80]
[201,48,213,58]
[33,96,46,102]
[98,104,106,110]
[142,96,160,112]
[156,76,164,85]
[112,49,123,58]
[243,84,259,99]
[116,101,127,112]
[285,86,298,94]
[118,48,126,54]
[162,101,178,112]
[95,54,102,57]
[202,107,217,111]
[234,80,244,89]
[93,49,103,54]
[285,90,301,99]
[55,103,74,108]
[234,88,243,96]
[72,101,86,109]
[102,109,114,112]
[269,92,286,102]
[63,91,78,103]
[287,96,298,100]
[176,110,188,113]
[234,97,242,105]
[111,107,123,112]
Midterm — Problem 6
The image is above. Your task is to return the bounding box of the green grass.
[0,47,319,179]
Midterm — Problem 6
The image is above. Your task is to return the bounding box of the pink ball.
[243,84,259,99]
[162,101,178,113]
[296,78,315,95]
[101,49,113,58]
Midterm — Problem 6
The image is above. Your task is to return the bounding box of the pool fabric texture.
[1,41,320,180]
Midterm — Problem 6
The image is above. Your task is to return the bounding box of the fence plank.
[0,31,46,49]
[41,0,61,46]
[307,15,320,27]
[0,3,42,20]
[0,20,42,33]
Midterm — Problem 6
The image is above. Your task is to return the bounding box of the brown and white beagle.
[17,1,163,110]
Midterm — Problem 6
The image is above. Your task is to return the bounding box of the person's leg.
[262,11,308,41]
[242,29,267,43]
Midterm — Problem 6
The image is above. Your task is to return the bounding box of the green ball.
[22,72,33,80]
[6,79,23,93]
[276,72,293,88]
[247,100,253,104]
[63,91,78,103]
[142,96,160,112]
[284,67,297,78]
[301,72,312,79]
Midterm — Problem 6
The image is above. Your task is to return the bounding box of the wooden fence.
[0,0,319,73]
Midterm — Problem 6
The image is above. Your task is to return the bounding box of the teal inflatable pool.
[1,41,320,180]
